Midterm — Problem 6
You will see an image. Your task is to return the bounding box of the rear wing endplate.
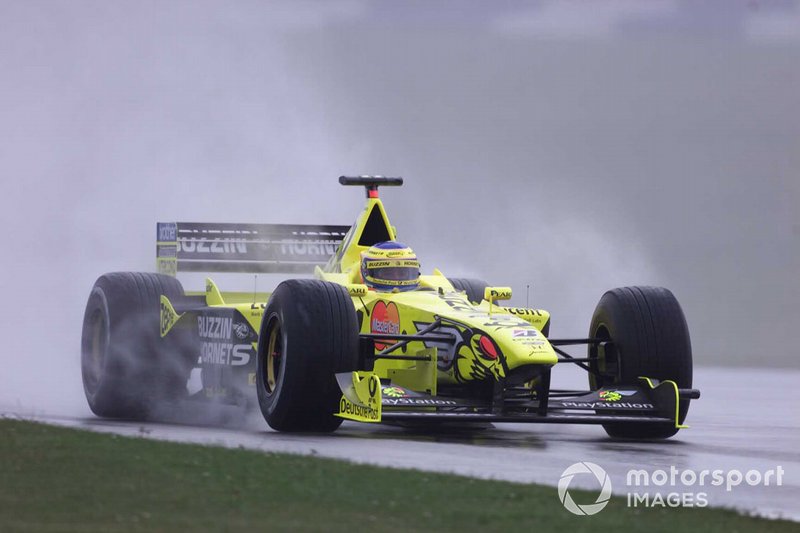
[156,222,350,276]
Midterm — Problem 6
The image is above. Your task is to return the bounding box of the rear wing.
[156,222,350,276]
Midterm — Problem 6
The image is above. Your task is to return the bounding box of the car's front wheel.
[588,286,693,439]
[256,280,359,432]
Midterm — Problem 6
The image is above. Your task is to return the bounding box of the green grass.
[0,420,794,532]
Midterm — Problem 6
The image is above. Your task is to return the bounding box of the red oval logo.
[478,335,497,359]
[371,301,400,350]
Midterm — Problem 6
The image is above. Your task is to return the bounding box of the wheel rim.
[589,324,615,389]
[265,320,283,394]
[84,309,107,395]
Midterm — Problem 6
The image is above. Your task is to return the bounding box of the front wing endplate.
[335,372,382,423]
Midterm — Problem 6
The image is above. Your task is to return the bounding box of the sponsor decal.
[157,222,177,242]
[279,240,339,257]
[599,390,622,402]
[232,321,250,340]
[197,316,232,340]
[558,400,654,409]
[200,342,252,366]
[179,238,248,254]
[174,225,345,263]
[156,258,177,276]
[339,397,380,421]
[157,244,177,258]
[383,397,458,406]
[371,301,400,350]
[483,317,531,329]
[471,334,499,360]
[488,288,512,300]
[382,386,407,398]
[159,297,182,338]
[337,374,381,421]
[365,259,420,269]
[364,277,419,287]
[512,329,538,338]
[347,284,367,297]
[506,307,542,317]
[518,339,546,346]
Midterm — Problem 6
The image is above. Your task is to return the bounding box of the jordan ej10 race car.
[81,176,700,439]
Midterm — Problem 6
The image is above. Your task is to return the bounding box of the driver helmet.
[360,241,420,292]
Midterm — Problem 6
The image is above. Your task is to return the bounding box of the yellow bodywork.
[315,194,556,420]
[160,193,557,418]
[159,295,183,338]
[153,181,695,433]
[317,194,556,385]
[640,376,689,429]
[336,372,382,423]
[161,280,272,398]
[343,288,555,384]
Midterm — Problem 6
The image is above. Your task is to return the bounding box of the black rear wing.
[156,222,350,276]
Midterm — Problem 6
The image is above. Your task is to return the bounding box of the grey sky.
[0,1,797,413]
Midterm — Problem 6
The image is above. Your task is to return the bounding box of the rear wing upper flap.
[157,222,350,276]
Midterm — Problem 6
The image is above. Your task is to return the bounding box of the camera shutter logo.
[558,462,613,515]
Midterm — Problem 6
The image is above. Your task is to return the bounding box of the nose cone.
[454,323,557,383]
[491,326,558,372]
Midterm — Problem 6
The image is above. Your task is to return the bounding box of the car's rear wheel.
[588,286,693,439]
[81,272,193,419]
[448,278,488,304]
[256,279,359,432]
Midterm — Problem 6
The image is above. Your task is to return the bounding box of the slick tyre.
[448,278,488,304]
[81,272,193,420]
[256,280,359,432]
[588,286,693,440]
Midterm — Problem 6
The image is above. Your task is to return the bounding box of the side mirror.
[484,287,512,302]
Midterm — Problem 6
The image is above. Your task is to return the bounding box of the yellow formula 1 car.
[81,177,699,439]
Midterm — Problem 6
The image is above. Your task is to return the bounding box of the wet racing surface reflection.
[8,367,798,521]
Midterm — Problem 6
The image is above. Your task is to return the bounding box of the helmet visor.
[368,266,418,282]
[363,258,420,286]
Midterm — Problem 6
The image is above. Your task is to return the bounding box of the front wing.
[335,372,700,428]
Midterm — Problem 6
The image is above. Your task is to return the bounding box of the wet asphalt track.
[5,367,799,521]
